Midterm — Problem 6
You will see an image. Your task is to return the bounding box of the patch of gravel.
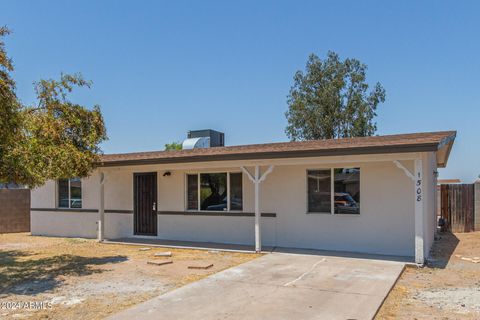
[414,287,480,314]
[72,276,173,296]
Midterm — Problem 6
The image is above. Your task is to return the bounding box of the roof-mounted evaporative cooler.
[182,129,225,150]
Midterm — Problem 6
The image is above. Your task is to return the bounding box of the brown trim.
[29,208,277,217]
[105,210,133,214]
[157,211,276,217]
[31,208,133,214]
[98,143,440,167]
[31,208,98,213]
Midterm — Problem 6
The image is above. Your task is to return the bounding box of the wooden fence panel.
[440,184,475,233]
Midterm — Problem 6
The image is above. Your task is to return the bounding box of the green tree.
[285,51,386,141]
[0,27,23,185]
[164,142,182,151]
[0,27,107,187]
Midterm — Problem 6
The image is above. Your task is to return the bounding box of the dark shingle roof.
[99,131,456,167]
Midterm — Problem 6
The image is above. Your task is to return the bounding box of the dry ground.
[0,233,257,320]
[377,232,480,319]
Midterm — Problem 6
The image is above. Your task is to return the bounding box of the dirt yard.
[0,233,257,319]
[377,232,480,319]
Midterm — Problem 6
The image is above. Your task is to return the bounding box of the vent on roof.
[182,129,224,149]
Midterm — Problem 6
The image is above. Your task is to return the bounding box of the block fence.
[475,181,480,231]
[0,189,31,233]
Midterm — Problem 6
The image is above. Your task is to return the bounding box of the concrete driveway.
[109,252,405,320]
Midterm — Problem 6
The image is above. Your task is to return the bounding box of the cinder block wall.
[0,189,31,233]
[475,181,480,231]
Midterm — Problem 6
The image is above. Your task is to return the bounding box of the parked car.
[334,192,359,214]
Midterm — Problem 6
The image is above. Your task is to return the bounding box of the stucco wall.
[31,211,98,238]
[31,211,133,239]
[157,215,276,246]
[260,161,414,256]
[31,152,439,257]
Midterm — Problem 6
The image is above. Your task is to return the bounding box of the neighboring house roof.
[437,179,462,184]
[99,131,456,168]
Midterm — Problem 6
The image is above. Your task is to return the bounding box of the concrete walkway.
[108,253,405,320]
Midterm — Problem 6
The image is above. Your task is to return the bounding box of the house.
[30,130,456,264]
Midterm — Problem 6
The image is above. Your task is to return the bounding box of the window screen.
[58,179,69,208]
[307,170,331,213]
[229,172,243,211]
[187,174,198,210]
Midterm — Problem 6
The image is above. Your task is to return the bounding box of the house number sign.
[416,172,422,202]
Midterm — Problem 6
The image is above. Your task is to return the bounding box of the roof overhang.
[436,132,456,168]
[98,141,453,168]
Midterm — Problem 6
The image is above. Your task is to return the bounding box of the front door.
[134,172,157,236]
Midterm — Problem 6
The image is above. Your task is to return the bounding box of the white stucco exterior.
[31,152,439,261]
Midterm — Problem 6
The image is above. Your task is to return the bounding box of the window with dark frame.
[58,178,82,209]
[307,168,360,214]
[186,172,243,211]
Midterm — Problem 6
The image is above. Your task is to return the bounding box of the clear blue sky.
[2,1,479,182]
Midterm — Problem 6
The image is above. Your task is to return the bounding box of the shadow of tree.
[427,231,460,269]
[0,250,127,295]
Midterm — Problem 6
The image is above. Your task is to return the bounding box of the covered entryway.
[134,172,158,236]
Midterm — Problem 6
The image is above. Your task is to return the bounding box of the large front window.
[186,172,243,211]
[307,168,360,214]
[58,178,82,208]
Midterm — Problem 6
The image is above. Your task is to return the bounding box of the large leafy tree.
[285,51,386,141]
[0,27,107,187]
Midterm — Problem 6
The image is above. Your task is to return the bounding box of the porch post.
[394,159,425,265]
[98,172,106,242]
[241,165,274,253]
[254,166,261,252]
[414,159,424,265]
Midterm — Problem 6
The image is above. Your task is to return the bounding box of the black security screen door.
[134,172,157,236]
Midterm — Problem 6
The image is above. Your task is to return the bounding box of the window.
[58,178,82,208]
[186,172,243,211]
[334,168,360,214]
[307,168,360,214]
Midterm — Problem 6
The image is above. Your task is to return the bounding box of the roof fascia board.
[99,152,420,172]
[95,144,430,167]
[436,132,456,168]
